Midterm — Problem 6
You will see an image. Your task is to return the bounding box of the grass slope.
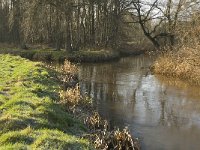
[0,54,91,149]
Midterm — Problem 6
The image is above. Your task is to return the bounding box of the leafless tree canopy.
[0,0,200,49]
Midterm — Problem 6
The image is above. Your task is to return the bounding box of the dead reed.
[152,45,200,85]
[84,112,140,150]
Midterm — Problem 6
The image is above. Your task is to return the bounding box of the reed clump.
[62,60,79,75]
[84,112,140,150]
[60,85,81,111]
[152,45,200,85]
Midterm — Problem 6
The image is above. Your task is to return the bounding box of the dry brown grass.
[152,45,200,85]
[153,13,200,85]
[93,127,139,150]
[85,112,109,131]
[62,60,79,75]
[84,112,140,150]
[59,85,81,109]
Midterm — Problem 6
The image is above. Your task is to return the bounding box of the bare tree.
[125,0,200,48]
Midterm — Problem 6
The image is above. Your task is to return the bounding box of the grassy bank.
[0,44,146,63]
[152,46,200,85]
[0,48,120,63]
[0,48,68,63]
[0,54,92,149]
[0,54,140,150]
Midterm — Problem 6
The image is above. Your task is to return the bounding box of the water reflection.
[79,55,200,150]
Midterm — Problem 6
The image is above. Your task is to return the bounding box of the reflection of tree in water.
[156,74,200,99]
[158,85,195,128]
[159,86,167,126]
[79,56,150,102]
[79,55,200,131]
[79,56,200,149]
[79,63,119,100]
[79,55,151,127]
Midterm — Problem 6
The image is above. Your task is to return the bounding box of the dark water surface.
[78,55,200,150]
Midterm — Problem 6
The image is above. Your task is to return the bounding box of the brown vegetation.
[84,112,140,150]
[152,46,200,85]
[152,3,200,85]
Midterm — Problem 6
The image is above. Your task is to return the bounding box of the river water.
[78,55,200,150]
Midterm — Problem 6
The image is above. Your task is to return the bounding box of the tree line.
[0,0,124,51]
[0,0,200,51]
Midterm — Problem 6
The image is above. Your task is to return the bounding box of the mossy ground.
[0,54,92,149]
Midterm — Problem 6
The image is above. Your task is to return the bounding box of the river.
[78,55,200,150]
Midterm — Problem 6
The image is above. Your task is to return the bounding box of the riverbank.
[152,46,200,85]
[0,54,92,149]
[67,49,120,62]
[0,48,68,63]
[118,43,146,56]
[0,54,140,149]
[0,44,145,63]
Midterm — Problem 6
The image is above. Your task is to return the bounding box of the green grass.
[0,54,92,149]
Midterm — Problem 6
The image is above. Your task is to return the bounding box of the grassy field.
[0,54,92,149]
[152,46,200,85]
